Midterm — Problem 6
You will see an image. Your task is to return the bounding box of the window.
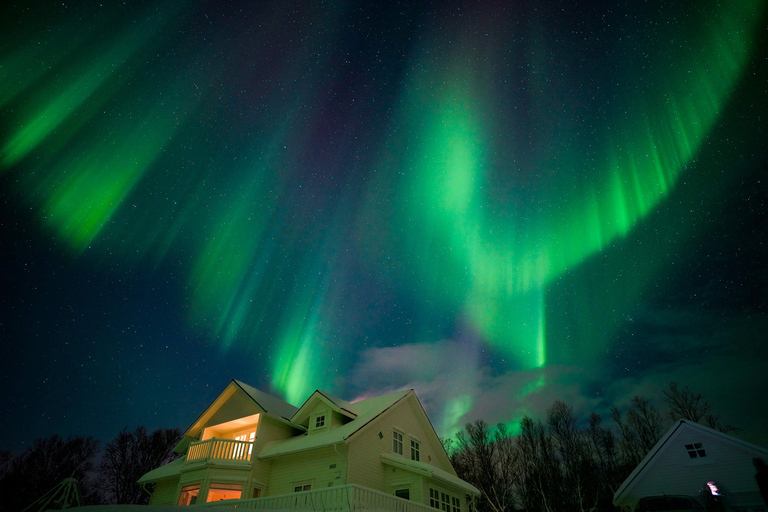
[441,492,451,511]
[411,440,420,461]
[315,414,326,429]
[685,442,706,458]
[206,483,242,502]
[294,484,311,492]
[395,488,410,500]
[452,496,461,512]
[178,484,200,506]
[430,489,440,509]
[234,431,256,458]
[393,431,403,455]
[253,488,262,499]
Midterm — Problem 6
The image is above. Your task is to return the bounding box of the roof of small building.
[259,389,412,458]
[613,419,768,506]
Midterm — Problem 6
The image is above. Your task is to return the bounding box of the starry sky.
[1,0,767,455]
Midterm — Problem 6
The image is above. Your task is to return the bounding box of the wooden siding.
[622,426,768,509]
[205,390,262,429]
[266,445,347,496]
[252,415,297,488]
[149,477,180,505]
[346,393,463,506]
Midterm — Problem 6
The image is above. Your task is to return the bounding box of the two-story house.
[139,380,479,510]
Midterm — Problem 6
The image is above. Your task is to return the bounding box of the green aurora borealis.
[1,0,767,446]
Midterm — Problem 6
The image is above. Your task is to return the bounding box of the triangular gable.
[174,380,300,453]
[613,419,768,505]
[292,389,358,426]
[260,389,412,458]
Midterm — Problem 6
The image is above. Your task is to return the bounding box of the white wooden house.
[613,419,768,512]
[139,380,479,511]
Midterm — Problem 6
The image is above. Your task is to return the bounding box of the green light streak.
[391,0,762,371]
[1,12,170,169]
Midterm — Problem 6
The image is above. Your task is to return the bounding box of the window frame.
[684,442,707,458]
[410,439,420,461]
[205,483,243,503]
[177,484,201,506]
[393,430,404,455]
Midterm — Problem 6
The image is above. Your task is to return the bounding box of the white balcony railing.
[187,438,253,463]
[196,484,435,512]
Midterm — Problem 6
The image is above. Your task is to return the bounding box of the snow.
[259,389,411,458]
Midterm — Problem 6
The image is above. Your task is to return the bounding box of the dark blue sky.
[1,0,766,454]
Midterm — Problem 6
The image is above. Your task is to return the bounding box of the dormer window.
[685,442,706,458]
[315,414,326,429]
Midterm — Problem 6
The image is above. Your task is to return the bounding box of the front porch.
[196,484,436,512]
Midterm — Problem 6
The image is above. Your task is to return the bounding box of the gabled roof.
[260,389,412,458]
[234,380,300,421]
[613,419,768,505]
[174,380,301,453]
[292,389,358,426]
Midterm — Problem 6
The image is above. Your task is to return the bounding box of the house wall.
[252,415,297,488]
[622,427,767,510]
[346,394,462,506]
[265,445,347,495]
[149,477,180,505]
[205,391,262,428]
[384,466,423,503]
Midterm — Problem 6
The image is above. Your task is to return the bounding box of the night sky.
[1,0,767,455]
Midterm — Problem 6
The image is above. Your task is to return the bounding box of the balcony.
[187,438,253,464]
[197,484,435,512]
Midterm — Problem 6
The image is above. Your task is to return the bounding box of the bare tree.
[663,382,710,423]
[611,396,664,468]
[452,420,518,512]
[0,435,101,512]
[97,426,181,505]
[516,416,559,512]
[663,382,739,434]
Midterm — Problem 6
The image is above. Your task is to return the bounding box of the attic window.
[411,440,420,461]
[315,414,326,429]
[685,442,706,458]
[393,431,403,455]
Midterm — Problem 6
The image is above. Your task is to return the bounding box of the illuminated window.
[393,431,403,455]
[294,484,311,492]
[206,483,242,502]
[234,431,256,458]
[178,484,200,506]
[685,442,706,458]
[411,440,420,461]
[430,489,440,509]
[253,488,262,498]
[315,414,326,429]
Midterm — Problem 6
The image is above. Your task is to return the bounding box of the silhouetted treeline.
[0,426,181,512]
[448,382,739,512]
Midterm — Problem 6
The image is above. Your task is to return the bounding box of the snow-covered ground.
[57,506,236,512]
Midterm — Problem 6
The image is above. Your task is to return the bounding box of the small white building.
[613,419,768,512]
[139,380,479,511]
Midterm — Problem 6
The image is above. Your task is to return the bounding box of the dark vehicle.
[636,495,704,511]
